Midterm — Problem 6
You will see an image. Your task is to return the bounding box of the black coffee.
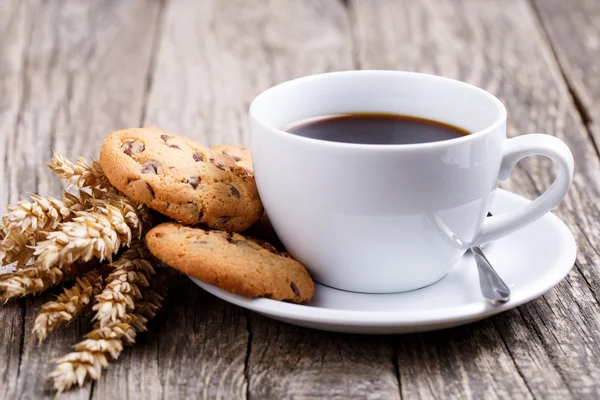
[284,113,469,145]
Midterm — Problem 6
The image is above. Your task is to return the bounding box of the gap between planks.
[139,0,167,128]
[243,310,253,400]
[525,0,600,309]
[527,0,600,160]
[12,0,35,384]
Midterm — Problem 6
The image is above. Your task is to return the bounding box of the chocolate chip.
[121,142,133,154]
[209,157,226,170]
[193,152,204,162]
[121,140,145,156]
[208,157,225,171]
[217,216,232,225]
[223,150,242,161]
[146,183,155,198]
[229,185,240,199]
[260,242,278,254]
[194,240,209,245]
[196,205,204,222]
[168,144,181,149]
[186,176,200,189]
[160,134,170,142]
[290,282,301,297]
[154,232,164,238]
[141,161,160,174]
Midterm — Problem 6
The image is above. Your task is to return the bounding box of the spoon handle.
[471,246,511,304]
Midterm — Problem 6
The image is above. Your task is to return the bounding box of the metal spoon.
[470,212,511,305]
[470,246,511,304]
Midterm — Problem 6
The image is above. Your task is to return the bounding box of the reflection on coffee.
[284,113,470,145]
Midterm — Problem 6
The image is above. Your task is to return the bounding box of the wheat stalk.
[86,192,145,238]
[92,244,156,327]
[49,288,164,393]
[1,192,93,235]
[0,262,89,301]
[0,230,44,267]
[1,165,149,269]
[2,190,140,242]
[33,203,141,270]
[0,191,95,268]
[48,153,112,190]
[33,270,104,343]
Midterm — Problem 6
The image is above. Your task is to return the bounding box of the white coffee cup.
[249,71,574,293]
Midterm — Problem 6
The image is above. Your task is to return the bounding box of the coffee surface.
[285,113,470,144]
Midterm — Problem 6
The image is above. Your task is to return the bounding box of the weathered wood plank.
[2,0,599,398]
[99,1,252,398]
[143,0,355,146]
[532,0,600,125]
[93,273,249,400]
[0,0,31,384]
[247,313,399,399]
[0,0,162,398]
[0,1,43,399]
[141,0,401,398]
[532,0,600,306]
[351,0,600,398]
[396,322,534,400]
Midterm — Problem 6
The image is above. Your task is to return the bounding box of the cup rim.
[249,70,507,151]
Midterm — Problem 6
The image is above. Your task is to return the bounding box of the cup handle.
[475,134,574,245]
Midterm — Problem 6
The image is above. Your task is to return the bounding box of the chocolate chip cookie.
[100,127,263,232]
[146,222,314,303]
[211,144,278,241]
[211,144,253,175]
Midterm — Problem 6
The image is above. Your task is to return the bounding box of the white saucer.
[190,189,576,334]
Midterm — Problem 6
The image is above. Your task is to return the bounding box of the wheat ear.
[48,288,164,393]
[3,194,74,233]
[33,270,104,343]
[47,153,112,190]
[0,262,90,301]
[86,192,145,238]
[0,191,93,267]
[92,244,156,327]
[33,203,141,270]
[0,230,43,267]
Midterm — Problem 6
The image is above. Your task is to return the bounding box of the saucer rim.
[190,189,576,330]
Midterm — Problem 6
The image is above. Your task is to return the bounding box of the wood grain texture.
[104,1,254,398]
[144,0,354,146]
[532,0,600,314]
[1,0,600,398]
[93,273,249,400]
[0,1,30,398]
[247,314,399,400]
[0,0,161,398]
[532,0,600,125]
[144,0,401,398]
[351,0,600,398]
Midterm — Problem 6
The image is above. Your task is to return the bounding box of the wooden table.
[1,0,599,398]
